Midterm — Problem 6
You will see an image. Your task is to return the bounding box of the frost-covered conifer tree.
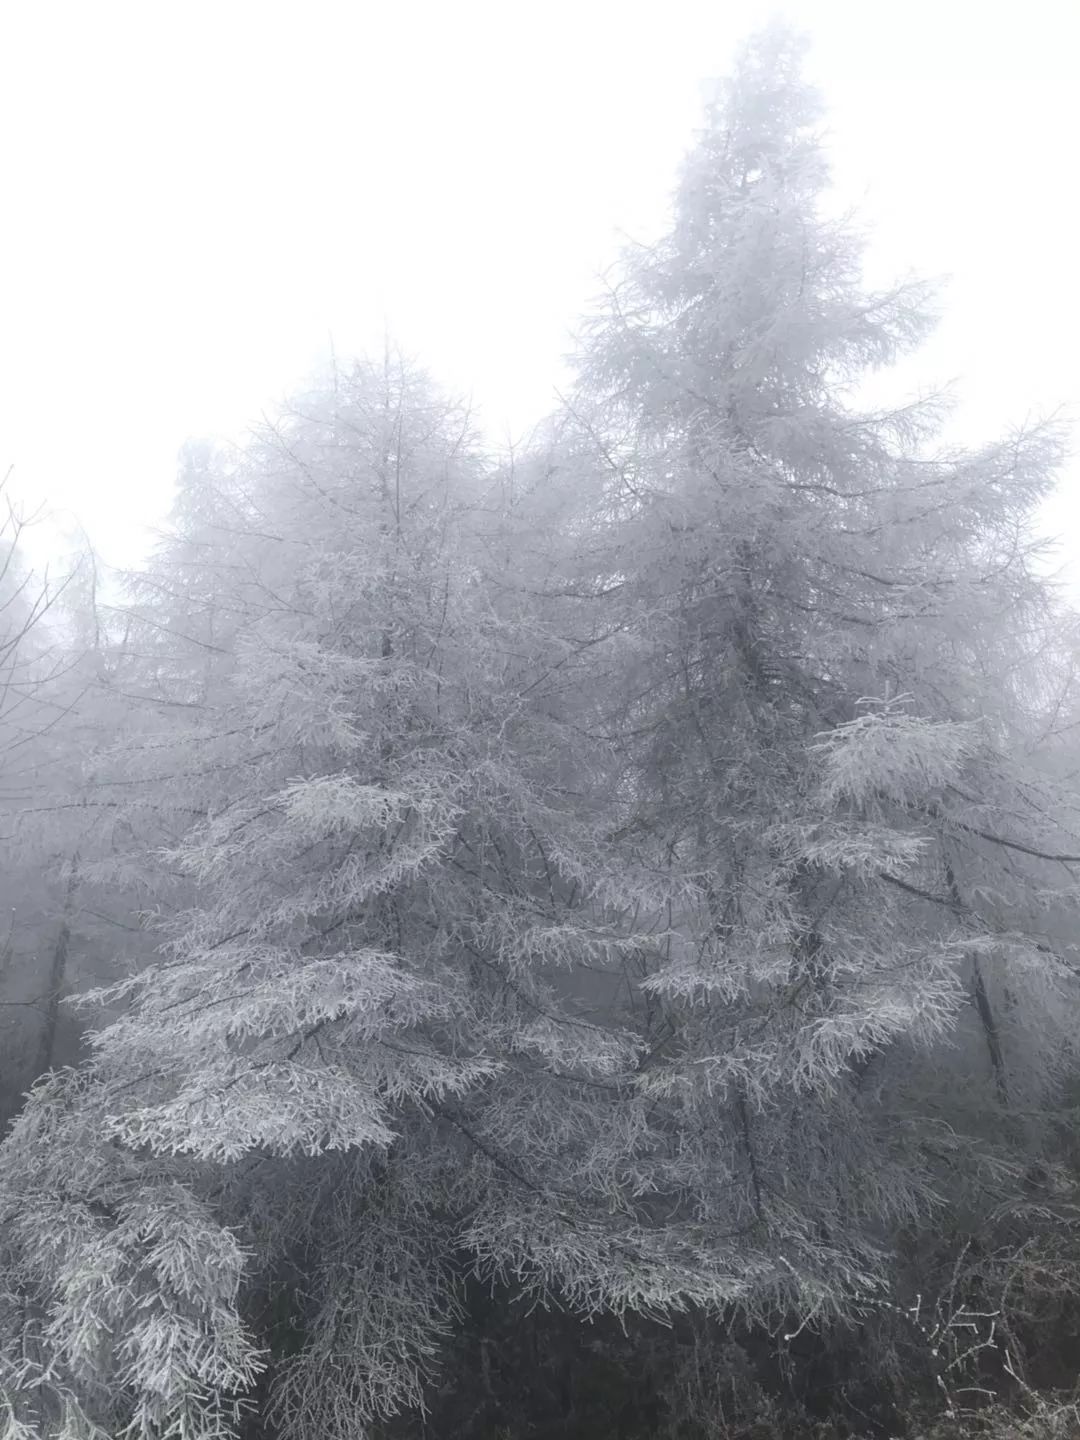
[551,22,1080,1320]
[0,353,664,1439]
[0,485,104,1118]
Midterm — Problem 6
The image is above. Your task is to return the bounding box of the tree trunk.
[33,854,79,1082]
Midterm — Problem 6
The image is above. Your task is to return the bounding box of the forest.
[2,27,1080,1440]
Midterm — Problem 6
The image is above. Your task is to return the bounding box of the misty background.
[1,0,1077,575]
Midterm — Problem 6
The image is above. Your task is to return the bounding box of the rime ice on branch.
[1,29,1078,1440]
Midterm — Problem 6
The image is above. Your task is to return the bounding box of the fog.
[2,10,1080,1439]
[1,0,1076,571]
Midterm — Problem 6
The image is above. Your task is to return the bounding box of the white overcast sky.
[0,0,1077,576]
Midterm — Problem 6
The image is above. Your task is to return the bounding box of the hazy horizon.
[1,0,1077,576]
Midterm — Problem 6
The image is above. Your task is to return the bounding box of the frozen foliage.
[2,27,1080,1440]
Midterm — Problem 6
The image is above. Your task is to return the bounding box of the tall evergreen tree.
[0,353,645,1439]
[553,17,1080,1332]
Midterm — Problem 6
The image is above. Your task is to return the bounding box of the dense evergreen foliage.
[1,28,1079,1440]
